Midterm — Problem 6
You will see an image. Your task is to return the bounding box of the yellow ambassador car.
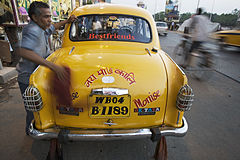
[24,3,193,142]
[215,29,240,48]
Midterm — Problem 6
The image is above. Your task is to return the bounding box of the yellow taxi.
[23,3,193,141]
[215,29,240,48]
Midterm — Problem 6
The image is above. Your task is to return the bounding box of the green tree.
[83,0,93,5]
[179,13,192,23]
[154,12,165,21]
[179,9,239,27]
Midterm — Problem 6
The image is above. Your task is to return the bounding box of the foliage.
[153,12,165,21]
[83,0,93,5]
[208,9,239,27]
[179,13,192,23]
[174,9,239,27]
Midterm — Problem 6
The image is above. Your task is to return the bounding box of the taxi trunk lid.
[47,45,168,129]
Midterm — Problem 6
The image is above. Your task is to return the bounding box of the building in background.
[83,0,111,4]
[137,1,145,9]
[164,0,179,24]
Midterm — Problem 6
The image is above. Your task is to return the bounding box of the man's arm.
[17,48,68,81]
[53,15,77,30]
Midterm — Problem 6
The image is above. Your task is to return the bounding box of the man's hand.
[53,15,77,30]
[67,15,77,23]
[51,64,69,82]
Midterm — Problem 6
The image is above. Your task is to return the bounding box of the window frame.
[69,14,153,43]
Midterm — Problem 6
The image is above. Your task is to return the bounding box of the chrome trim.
[104,122,117,126]
[28,117,188,141]
[176,85,194,111]
[23,86,43,112]
[145,48,152,56]
[176,111,180,125]
[91,88,128,95]
[104,119,117,126]
[69,46,75,55]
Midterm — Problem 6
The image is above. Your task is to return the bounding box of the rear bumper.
[29,117,188,141]
[157,29,168,34]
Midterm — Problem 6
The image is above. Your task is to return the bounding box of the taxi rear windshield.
[69,14,152,43]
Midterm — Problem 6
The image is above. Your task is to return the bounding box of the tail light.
[23,85,43,112]
[176,85,194,111]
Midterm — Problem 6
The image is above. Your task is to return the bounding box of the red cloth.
[51,66,72,106]
[154,136,168,160]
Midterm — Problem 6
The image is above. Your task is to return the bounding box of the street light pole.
[210,0,215,21]
[154,0,157,21]
[196,0,200,9]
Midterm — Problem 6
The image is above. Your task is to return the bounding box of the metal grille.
[23,86,43,112]
[176,85,194,111]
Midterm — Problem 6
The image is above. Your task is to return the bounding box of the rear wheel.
[218,37,226,51]
[189,51,213,81]
[173,44,186,67]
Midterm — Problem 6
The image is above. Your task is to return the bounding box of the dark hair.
[28,1,49,21]
[196,8,202,15]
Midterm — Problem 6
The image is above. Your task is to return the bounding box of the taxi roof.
[71,3,153,21]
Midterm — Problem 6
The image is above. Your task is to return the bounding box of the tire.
[189,51,213,81]
[164,33,168,36]
[173,44,186,67]
[218,37,226,51]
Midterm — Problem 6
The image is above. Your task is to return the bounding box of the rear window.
[69,14,152,43]
[156,22,167,27]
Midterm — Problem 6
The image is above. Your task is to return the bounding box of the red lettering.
[134,99,143,108]
[153,90,160,99]
[147,95,153,102]
[133,90,161,108]
[142,99,148,106]
[89,34,135,40]
[89,34,94,39]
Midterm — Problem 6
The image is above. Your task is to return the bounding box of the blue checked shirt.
[16,21,55,84]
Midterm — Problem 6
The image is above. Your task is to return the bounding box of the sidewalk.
[0,78,50,160]
[0,66,17,85]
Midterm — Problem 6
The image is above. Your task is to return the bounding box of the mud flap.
[154,136,168,160]
[150,128,162,142]
[58,129,70,143]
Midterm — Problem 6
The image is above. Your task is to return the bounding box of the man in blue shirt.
[16,1,76,135]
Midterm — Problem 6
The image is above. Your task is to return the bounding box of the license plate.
[89,95,130,118]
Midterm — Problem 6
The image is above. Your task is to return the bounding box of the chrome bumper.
[29,117,188,141]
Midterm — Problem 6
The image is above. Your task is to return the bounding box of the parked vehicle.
[24,3,193,143]
[155,21,168,36]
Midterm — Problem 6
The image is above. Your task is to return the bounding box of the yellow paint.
[215,30,240,47]
[29,3,189,130]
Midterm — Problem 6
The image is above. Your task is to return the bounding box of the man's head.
[28,1,52,30]
[196,8,202,15]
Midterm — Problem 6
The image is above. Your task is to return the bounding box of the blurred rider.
[184,8,210,67]
[189,8,210,54]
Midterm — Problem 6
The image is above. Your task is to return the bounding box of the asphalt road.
[0,31,240,160]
